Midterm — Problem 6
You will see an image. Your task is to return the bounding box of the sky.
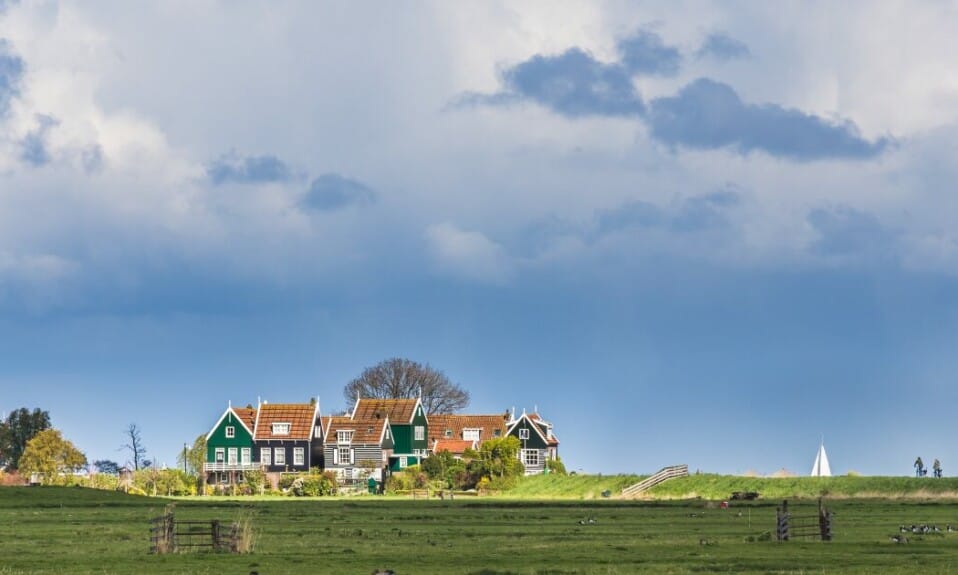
[2,1,958,476]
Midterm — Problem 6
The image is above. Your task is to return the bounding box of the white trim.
[260,447,271,466]
[506,413,549,444]
[293,447,305,466]
[205,405,254,442]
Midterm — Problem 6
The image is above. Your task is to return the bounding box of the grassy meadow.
[3,485,958,574]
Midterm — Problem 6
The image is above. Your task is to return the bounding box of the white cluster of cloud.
[1,1,958,311]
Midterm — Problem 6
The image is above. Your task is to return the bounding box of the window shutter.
[350,448,355,465]
[333,449,339,465]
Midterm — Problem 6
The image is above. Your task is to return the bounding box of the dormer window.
[494,429,502,437]
[337,430,353,444]
[272,423,291,435]
[463,428,480,441]
[519,428,530,440]
[444,429,453,438]
[225,426,235,438]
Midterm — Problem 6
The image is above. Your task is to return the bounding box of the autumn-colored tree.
[0,407,51,470]
[18,429,87,484]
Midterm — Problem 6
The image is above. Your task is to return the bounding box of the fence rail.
[621,464,689,497]
[202,462,262,472]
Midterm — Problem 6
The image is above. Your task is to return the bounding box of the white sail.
[810,442,831,477]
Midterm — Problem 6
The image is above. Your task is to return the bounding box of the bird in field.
[891,535,907,544]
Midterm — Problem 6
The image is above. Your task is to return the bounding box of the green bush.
[283,470,337,497]
[545,457,567,475]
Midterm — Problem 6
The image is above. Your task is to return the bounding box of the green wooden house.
[204,403,258,484]
[351,397,428,471]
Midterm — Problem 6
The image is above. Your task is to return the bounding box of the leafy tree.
[18,429,87,484]
[420,449,467,488]
[0,408,51,470]
[93,459,120,475]
[471,436,524,488]
[343,357,470,414]
[177,434,207,476]
[121,423,148,470]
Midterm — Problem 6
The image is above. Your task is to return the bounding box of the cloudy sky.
[3,1,958,475]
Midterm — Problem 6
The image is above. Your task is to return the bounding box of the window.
[241,448,251,465]
[227,448,237,465]
[260,447,271,466]
[274,448,286,465]
[399,456,408,468]
[493,429,502,437]
[414,426,424,441]
[314,425,322,438]
[385,427,391,439]
[519,428,530,440]
[337,447,352,465]
[214,448,225,464]
[522,449,540,467]
[293,447,305,466]
[225,426,235,438]
[337,430,353,444]
[463,428,480,441]
[444,429,452,438]
[272,423,291,435]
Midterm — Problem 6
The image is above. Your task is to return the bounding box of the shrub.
[284,470,337,497]
[545,457,567,475]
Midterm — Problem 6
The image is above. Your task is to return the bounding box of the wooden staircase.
[621,464,688,497]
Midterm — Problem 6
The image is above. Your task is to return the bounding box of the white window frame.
[463,428,480,441]
[522,449,540,467]
[225,426,235,438]
[214,448,225,463]
[414,425,424,441]
[519,428,530,440]
[293,447,305,466]
[399,456,408,468]
[274,447,286,465]
[227,448,237,465]
[337,430,353,444]
[260,447,271,466]
[314,425,322,438]
[385,427,391,439]
[444,429,453,438]
[272,423,291,435]
[338,446,352,465]
[240,448,251,465]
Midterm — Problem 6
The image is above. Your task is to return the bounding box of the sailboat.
[810,439,831,477]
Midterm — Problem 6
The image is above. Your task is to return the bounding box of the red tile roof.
[254,403,317,440]
[432,439,476,455]
[428,414,510,444]
[232,407,257,432]
[352,398,420,423]
[324,415,389,444]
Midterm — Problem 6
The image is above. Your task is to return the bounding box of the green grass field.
[3,486,958,574]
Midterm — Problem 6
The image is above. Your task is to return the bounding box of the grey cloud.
[0,39,24,116]
[696,32,751,61]
[461,48,644,118]
[301,173,376,211]
[597,190,742,236]
[20,114,58,167]
[617,30,682,76]
[807,206,897,258]
[207,153,292,185]
[648,78,889,160]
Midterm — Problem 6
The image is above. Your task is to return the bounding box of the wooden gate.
[776,499,832,542]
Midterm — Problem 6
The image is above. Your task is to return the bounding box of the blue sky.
[2,1,958,476]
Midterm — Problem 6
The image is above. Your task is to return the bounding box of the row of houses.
[203,397,559,487]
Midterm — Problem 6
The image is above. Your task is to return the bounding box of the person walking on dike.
[915,456,925,477]
[934,459,942,478]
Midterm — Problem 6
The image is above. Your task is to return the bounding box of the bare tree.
[344,358,470,414]
[121,423,148,471]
